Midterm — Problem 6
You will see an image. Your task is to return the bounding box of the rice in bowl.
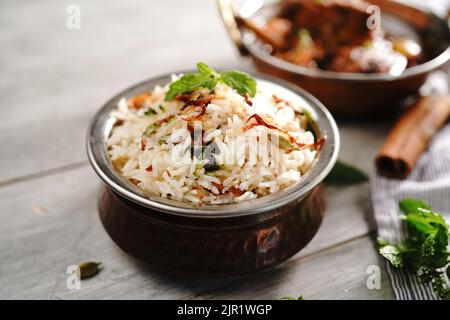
[107,67,324,205]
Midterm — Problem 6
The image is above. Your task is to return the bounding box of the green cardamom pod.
[77,261,102,279]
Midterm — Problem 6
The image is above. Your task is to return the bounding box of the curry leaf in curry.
[324,160,368,185]
[165,63,257,101]
[378,199,450,299]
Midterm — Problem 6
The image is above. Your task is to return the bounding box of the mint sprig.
[378,199,450,299]
[197,62,220,79]
[165,63,256,101]
[219,70,256,97]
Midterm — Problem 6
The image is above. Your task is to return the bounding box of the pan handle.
[216,0,249,56]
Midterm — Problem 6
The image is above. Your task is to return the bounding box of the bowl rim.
[247,41,450,82]
[241,0,450,82]
[86,71,340,218]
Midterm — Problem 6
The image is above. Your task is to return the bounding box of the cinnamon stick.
[375,95,450,179]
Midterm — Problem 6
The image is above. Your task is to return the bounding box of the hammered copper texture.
[98,186,325,276]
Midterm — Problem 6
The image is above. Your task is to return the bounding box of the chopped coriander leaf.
[158,104,165,111]
[203,162,221,172]
[144,123,158,137]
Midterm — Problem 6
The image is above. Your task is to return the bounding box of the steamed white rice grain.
[107,77,321,205]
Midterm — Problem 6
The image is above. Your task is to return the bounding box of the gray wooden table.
[2,0,445,300]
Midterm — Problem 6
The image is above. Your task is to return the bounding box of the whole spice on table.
[77,261,102,280]
[375,95,450,179]
[280,294,305,300]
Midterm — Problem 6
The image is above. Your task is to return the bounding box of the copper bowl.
[87,73,339,276]
[218,0,450,117]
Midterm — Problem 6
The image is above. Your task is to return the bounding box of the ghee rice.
[107,76,321,205]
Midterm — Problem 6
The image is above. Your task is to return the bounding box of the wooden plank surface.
[0,0,247,183]
[0,159,392,299]
[0,0,402,299]
[197,236,393,300]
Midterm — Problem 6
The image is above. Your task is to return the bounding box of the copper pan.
[217,0,450,117]
[87,73,339,276]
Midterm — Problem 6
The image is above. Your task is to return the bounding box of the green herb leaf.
[219,70,257,97]
[324,160,368,185]
[197,62,220,79]
[165,63,257,101]
[203,162,221,173]
[379,244,404,268]
[399,198,432,215]
[144,123,158,137]
[433,273,450,299]
[144,108,157,116]
[299,109,320,140]
[278,135,294,149]
[377,237,390,247]
[378,199,450,299]
[165,72,217,101]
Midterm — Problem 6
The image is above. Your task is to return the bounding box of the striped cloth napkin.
[371,123,450,299]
